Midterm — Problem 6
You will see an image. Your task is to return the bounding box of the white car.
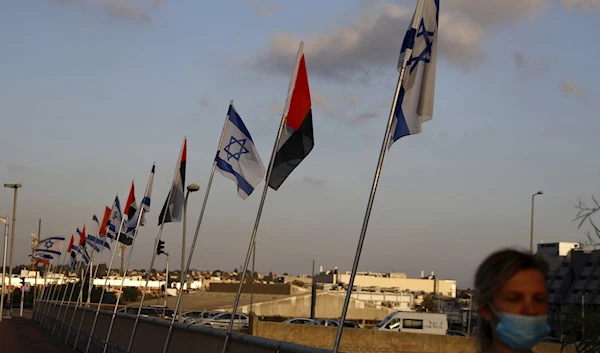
[201,312,249,331]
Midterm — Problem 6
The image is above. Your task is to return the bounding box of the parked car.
[282,318,314,325]
[372,312,448,336]
[307,319,360,328]
[183,310,223,324]
[201,312,250,331]
[119,306,175,319]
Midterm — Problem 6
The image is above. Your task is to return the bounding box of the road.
[0,315,73,353]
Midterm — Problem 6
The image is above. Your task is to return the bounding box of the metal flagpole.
[39,257,60,324]
[33,219,41,309]
[42,248,68,328]
[104,166,154,353]
[66,241,100,345]
[74,223,116,349]
[127,178,177,352]
[52,259,80,335]
[161,103,232,353]
[250,241,255,314]
[35,262,52,323]
[84,216,126,353]
[331,4,423,352]
[220,92,291,353]
[58,261,85,337]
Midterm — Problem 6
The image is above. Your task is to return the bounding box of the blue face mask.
[496,312,551,350]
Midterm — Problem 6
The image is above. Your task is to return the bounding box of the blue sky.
[1,0,599,287]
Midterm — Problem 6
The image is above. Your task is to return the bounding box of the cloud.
[250,0,550,80]
[51,0,162,23]
[562,0,600,12]
[300,176,327,186]
[560,77,586,98]
[244,0,281,17]
[198,95,217,109]
[511,51,549,75]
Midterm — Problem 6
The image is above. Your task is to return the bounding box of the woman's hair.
[474,248,548,351]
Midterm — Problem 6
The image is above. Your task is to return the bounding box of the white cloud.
[244,0,281,17]
[560,77,586,98]
[562,0,600,12]
[51,0,162,22]
[251,0,550,79]
[198,95,217,109]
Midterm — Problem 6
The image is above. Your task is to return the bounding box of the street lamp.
[4,183,22,317]
[530,190,543,254]
[466,292,473,337]
[0,216,9,321]
[180,183,200,322]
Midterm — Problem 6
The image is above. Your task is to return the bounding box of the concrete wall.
[233,292,394,322]
[32,300,331,353]
[254,321,573,353]
[209,282,294,295]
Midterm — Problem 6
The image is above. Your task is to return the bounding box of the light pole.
[0,216,9,321]
[466,292,473,336]
[4,183,22,318]
[530,190,543,254]
[180,183,199,322]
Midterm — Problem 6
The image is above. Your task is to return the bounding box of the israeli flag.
[33,236,66,257]
[106,196,122,240]
[389,0,438,149]
[215,104,266,199]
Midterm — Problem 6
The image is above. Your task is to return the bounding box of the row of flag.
[30,0,437,293]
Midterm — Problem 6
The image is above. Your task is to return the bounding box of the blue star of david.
[113,211,119,219]
[223,136,249,161]
[408,19,435,74]
[43,240,53,249]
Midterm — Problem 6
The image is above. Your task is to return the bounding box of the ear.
[479,302,493,322]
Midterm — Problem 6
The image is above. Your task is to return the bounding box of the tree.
[121,287,142,303]
[234,268,238,273]
[575,195,600,248]
[420,294,436,312]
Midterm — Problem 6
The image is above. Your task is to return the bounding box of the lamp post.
[0,216,9,321]
[180,183,200,322]
[4,183,22,318]
[466,292,473,336]
[530,190,543,254]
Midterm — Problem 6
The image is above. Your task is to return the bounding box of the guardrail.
[33,300,333,353]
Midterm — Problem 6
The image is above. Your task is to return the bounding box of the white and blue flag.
[389,0,438,149]
[87,215,110,251]
[31,236,65,259]
[122,163,154,246]
[106,196,123,241]
[215,104,265,199]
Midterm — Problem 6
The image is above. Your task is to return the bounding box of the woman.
[475,248,551,353]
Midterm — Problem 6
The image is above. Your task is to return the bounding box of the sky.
[1,0,599,288]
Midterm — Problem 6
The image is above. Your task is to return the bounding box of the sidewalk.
[0,317,73,353]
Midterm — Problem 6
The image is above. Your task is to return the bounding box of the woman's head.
[474,249,549,351]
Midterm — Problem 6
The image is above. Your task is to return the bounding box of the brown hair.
[474,248,548,351]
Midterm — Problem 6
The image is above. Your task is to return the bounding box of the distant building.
[314,268,457,298]
[539,242,599,305]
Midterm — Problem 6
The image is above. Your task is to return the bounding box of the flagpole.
[127,160,179,353]
[58,261,85,337]
[52,259,81,335]
[84,216,126,353]
[330,6,423,352]
[104,165,155,353]
[220,92,291,353]
[34,261,52,323]
[44,252,68,328]
[66,239,100,345]
[42,248,68,327]
[39,247,65,326]
[161,101,232,353]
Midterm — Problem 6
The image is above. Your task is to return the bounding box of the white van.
[373,312,448,335]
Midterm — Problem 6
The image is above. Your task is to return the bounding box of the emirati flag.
[268,41,314,190]
[159,137,187,225]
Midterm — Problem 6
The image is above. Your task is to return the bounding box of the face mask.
[495,312,551,350]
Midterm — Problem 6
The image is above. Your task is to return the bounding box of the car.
[307,319,360,328]
[201,312,249,331]
[119,306,175,319]
[447,330,467,337]
[183,310,223,324]
[282,318,314,325]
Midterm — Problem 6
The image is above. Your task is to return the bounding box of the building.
[539,242,599,305]
[314,268,457,298]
